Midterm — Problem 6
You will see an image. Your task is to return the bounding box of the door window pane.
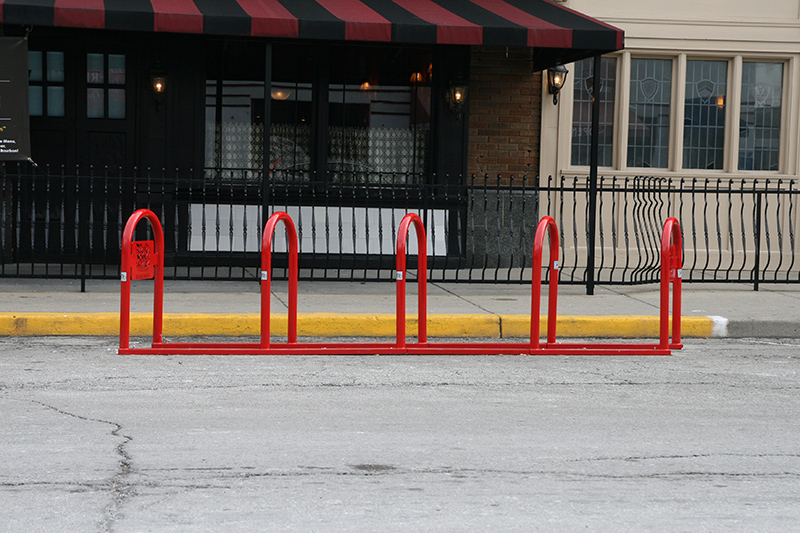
[87,53,104,84]
[683,60,727,169]
[108,88,125,119]
[628,58,671,168]
[29,86,43,116]
[47,52,65,82]
[739,62,782,171]
[571,56,616,167]
[108,54,125,85]
[87,88,104,118]
[29,51,43,82]
[47,86,65,117]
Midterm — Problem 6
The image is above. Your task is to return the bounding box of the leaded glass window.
[683,60,727,170]
[571,56,616,167]
[739,62,783,171]
[627,58,672,168]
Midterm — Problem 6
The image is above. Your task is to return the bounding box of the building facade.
[541,0,799,180]
[0,0,623,282]
[537,0,800,286]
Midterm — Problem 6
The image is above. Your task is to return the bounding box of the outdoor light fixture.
[446,81,468,119]
[150,74,167,103]
[271,89,292,100]
[547,65,568,105]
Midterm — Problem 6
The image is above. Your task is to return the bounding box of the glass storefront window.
[269,43,314,182]
[571,56,616,167]
[739,62,782,171]
[683,60,727,170]
[327,45,431,183]
[204,42,433,184]
[628,58,672,168]
[205,79,266,172]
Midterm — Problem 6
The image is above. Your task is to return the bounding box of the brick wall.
[468,46,542,180]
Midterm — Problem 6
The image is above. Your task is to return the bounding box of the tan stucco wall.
[568,0,800,51]
[540,0,800,181]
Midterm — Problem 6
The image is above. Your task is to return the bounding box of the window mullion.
[727,56,743,172]
[673,54,687,172]
[616,51,631,172]
[780,57,794,174]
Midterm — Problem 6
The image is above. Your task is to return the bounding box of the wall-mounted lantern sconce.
[547,65,568,105]
[150,74,167,103]
[271,89,292,101]
[446,81,468,120]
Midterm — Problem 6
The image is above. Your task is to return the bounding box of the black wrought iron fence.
[541,175,799,289]
[1,162,797,290]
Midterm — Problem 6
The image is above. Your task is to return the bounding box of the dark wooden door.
[75,44,137,263]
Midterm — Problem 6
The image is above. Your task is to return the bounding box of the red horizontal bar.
[121,340,674,356]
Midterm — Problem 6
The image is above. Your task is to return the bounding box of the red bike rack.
[119,209,164,353]
[119,209,683,356]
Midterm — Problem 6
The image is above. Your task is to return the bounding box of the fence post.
[78,170,89,293]
[754,190,762,291]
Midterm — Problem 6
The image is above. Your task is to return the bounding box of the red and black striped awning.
[0,0,622,53]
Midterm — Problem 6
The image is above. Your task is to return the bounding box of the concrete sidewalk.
[1,278,799,338]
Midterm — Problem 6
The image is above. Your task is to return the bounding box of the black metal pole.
[262,44,272,242]
[586,54,601,295]
[753,191,762,291]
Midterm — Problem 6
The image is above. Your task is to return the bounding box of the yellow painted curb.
[500,315,716,338]
[0,312,716,338]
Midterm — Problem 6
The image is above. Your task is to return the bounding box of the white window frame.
[558,51,796,177]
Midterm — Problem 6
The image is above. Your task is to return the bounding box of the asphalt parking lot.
[2,336,799,532]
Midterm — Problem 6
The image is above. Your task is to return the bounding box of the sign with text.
[0,38,31,161]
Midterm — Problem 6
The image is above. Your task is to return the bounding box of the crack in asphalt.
[28,400,134,533]
[129,464,800,485]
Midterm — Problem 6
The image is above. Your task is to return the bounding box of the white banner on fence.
[189,204,448,256]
